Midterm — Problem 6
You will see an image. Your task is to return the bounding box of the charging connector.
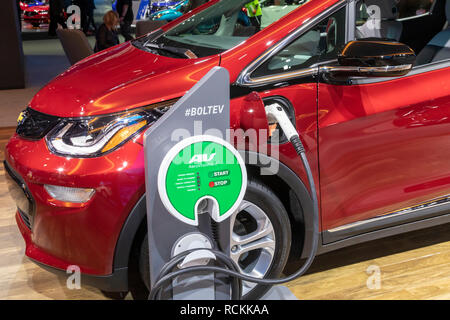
[265,103,306,155]
[265,103,298,141]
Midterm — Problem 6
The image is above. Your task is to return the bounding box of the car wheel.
[137,179,292,300]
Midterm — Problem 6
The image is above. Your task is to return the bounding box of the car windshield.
[134,0,310,58]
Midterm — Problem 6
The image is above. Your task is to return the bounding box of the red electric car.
[23,4,50,28]
[5,0,450,299]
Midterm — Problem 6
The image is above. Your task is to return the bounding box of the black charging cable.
[149,249,243,300]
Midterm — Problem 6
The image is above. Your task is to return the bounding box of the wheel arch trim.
[243,151,315,260]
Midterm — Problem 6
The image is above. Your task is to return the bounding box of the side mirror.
[323,39,416,78]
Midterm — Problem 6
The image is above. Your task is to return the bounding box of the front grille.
[25,11,38,16]
[4,161,35,230]
[16,108,60,140]
[18,209,32,230]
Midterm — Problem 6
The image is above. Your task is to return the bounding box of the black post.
[0,0,25,89]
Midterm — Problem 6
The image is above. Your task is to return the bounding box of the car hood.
[30,42,220,118]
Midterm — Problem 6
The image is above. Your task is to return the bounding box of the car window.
[251,7,346,79]
[136,0,311,58]
[260,0,306,29]
[397,0,435,19]
[356,0,435,24]
[355,0,404,41]
[355,0,449,66]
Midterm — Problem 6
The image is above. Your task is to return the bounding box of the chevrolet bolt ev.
[5,0,450,299]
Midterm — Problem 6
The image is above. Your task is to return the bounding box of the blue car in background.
[136,0,151,20]
[149,0,187,22]
[150,0,182,14]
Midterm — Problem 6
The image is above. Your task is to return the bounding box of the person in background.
[245,0,262,31]
[95,10,119,52]
[115,0,134,41]
[84,0,97,34]
[48,0,67,36]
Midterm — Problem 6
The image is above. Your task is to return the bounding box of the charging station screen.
[162,140,244,223]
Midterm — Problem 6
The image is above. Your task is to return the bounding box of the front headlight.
[45,102,174,157]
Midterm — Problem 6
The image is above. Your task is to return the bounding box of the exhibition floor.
[0,121,449,299]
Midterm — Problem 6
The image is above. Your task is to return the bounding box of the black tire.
[138,233,150,299]
[137,179,292,300]
[240,179,292,299]
[100,290,128,300]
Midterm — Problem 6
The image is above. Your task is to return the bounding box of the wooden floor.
[0,128,106,300]
[1,126,450,300]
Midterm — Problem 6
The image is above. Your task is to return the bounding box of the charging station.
[144,66,317,300]
[144,67,239,299]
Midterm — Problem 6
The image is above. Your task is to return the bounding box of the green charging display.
[158,135,247,226]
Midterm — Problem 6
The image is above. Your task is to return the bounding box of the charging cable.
[149,103,319,300]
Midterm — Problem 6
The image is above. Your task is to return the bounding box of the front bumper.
[23,14,49,24]
[15,210,129,292]
[5,133,146,276]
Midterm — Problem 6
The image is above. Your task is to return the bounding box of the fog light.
[44,185,95,203]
